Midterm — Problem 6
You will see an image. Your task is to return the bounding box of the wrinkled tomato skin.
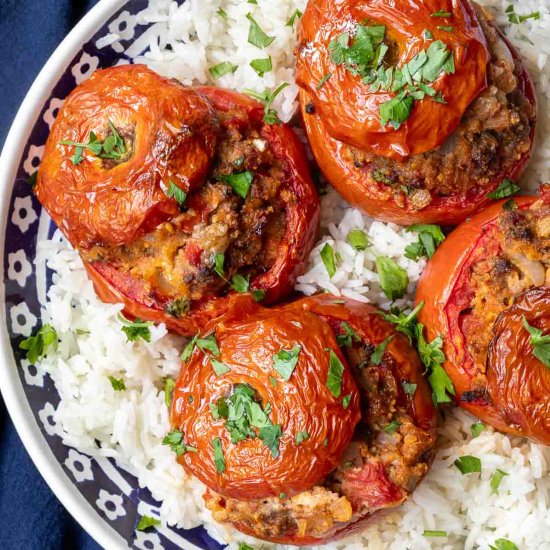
[296,0,489,159]
[36,64,219,249]
[84,86,320,337]
[415,196,547,439]
[299,27,536,225]
[207,295,436,546]
[171,295,361,500]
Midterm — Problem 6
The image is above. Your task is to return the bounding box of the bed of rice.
[37,0,550,548]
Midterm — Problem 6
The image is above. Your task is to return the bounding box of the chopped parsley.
[181,335,198,361]
[230,273,249,293]
[244,82,289,124]
[165,298,190,319]
[405,224,445,260]
[28,171,38,187]
[136,515,161,532]
[503,198,518,211]
[117,314,152,343]
[490,539,519,550]
[212,437,226,473]
[522,316,550,367]
[326,349,345,398]
[454,455,482,474]
[108,376,126,391]
[380,302,424,343]
[164,378,175,408]
[162,429,197,457]
[295,430,310,445]
[402,381,417,397]
[423,29,434,39]
[341,393,352,409]
[259,424,283,458]
[375,256,409,300]
[320,242,337,277]
[214,252,225,278]
[211,357,231,377]
[273,345,301,380]
[286,9,303,28]
[317,72,333,90]
[437,25,454,32]
[384,420,401,434]
[19,324,58,364]
[470,421,485,438]
[431,10,452,17]
[423,530,447,537]
[218,171,253,199]
[246,13,275,48]
[490,469,509,493]
[196,333,220,356]
[209,61,238,80]
[238,544,254,550]
[371,335,394,365]
[252,289,266,302]
[487,179,520,199]
[250,56,272,76]
[347,228,370,251]
[269,376,278,388]
[505,5,540,24]
[337,322,360,348]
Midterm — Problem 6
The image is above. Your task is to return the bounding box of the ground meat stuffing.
[81,112,287,306]
[461,200,550,375]
[203,325,434,540]
[345,6,535,211]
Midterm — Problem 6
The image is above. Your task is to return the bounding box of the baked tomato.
[170,294,436,545]
[297,0,536,225]
[416,193,550,444]
[35,65,320,337]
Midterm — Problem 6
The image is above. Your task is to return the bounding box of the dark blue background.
[0,2,102,549]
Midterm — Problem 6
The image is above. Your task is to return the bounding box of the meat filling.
[81,112,287,308]
[346,6,535,210]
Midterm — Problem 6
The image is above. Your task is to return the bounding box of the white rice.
[36,1,550,548]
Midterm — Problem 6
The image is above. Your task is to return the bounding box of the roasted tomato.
[416,193,550,444]
[297,0,536,225]
[170,294,436,545]
[36,64,219,249]
[36,65,320,337]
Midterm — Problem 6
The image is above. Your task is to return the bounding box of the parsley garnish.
[431,10,452,17]
[252,289,266,302]
[269,376,278,388]
[273,345,301,380]
[341,393,352,409]
[295,430,310,445]
[164,298,190,319]
[180,335,198,362]
[337,322,360,348]
[136,515,161,531]
[238,544,254,550]
[217,8,228,20]
[326,349,345,398]
[424,530,447,537]
[505,5,540,24]
[212,437,226,473]
[250,57,272,76]
[317,72,333,90]
[28,171,38,187]
[19,324,58,364]
[214,252,225,278]
[209,61,238,80]
[286,9,302,28]
[375,256,409,300]
[454,455,481,474]
[117,314,152,343]
[470,421,485,438]
[197,333,220,356]
[218,171,253,199]
[321,242,337,278]
[405,224,445,260]
[230,273,249,293]
[244,82,289,124]
[487,179,520,199]
[162,429,197,457]
[490,469,508,493]
[490,540,519,550]
[347,228,370,251]
[383,420,401,434]
[259,424,283,458]
[211,357,231,377]
[522,316,550,367]
[246,13,275,48]
[371,335,394,365]
[108,376,126,391]
[437,25,454,32]
[164,378,175,408]
[380,302,424,343]
[402,381,417,397]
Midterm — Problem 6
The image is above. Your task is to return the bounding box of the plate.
[0,1,221,548]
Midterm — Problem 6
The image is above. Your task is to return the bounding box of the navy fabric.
[0,2,102,549]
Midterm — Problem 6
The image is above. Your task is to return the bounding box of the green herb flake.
[136,515,161,532]
[164,378,176,409]
[117,314,152,343]
[323,437,328,447]
[19,324,58,364]
[218,171,253,199]
[211,357,231,377]
[522,315,550,367]
[217,7,228,20]
[375,256,409,300]
[28,171,38,187]
[384,420,401,434]
[379,91,413,130]
[230,273,249,293]
[252,289,266,302]
[454,455,482,475]
[490,539,519,550]
[402,381,417,398]
[108,376,126,391]
[423,29,434,40]
[250,56,272,77]
[259,424,283,458]
[209,61,238,80]
[437,25,454,32]
[244,82,289,124]
[337,321,360,348]
[180,335,198,362]
[238,544,254,550]
[503,199,518,211]
[506,5,540,24]
[317,72,333,90]
[405,224,445,260]
[165,298,190,319]
[341,393,352,409]
[470,421,485,438]
[487,179,520,199]
[381,302,424,343]
[162,429,197,457]
[347,228,370,251]
[423,530,447,537]
[295,430,310,445]
[431,10,452,17]
[212,437,226,473]
[326,349,345,398]
[269,376,278,388]
[371,335,394,365]
[320,242,337,278]
[246,13,275,49]
[490,469,509,493]
[214,252,225,278]
[196,333,220,357]
[273,345,301,381]
[286,9,303,28]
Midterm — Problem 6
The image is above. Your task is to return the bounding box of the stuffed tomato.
[170,294,436,545]
[35,65,320,336]
[416,192,550,444]
[296,0,536,225]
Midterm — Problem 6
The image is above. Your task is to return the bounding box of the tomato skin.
[416,196,550,443]
[36,64,219,249]
[82,86,320,337]
[299,27,536,225]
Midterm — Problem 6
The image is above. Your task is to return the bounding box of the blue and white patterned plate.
[0,1,224,548]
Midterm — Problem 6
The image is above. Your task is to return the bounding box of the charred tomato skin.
[416,196,550,443]
[84,87,320,337]
[299,24,536,226]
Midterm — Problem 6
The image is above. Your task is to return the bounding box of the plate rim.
[0,1,131,549]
